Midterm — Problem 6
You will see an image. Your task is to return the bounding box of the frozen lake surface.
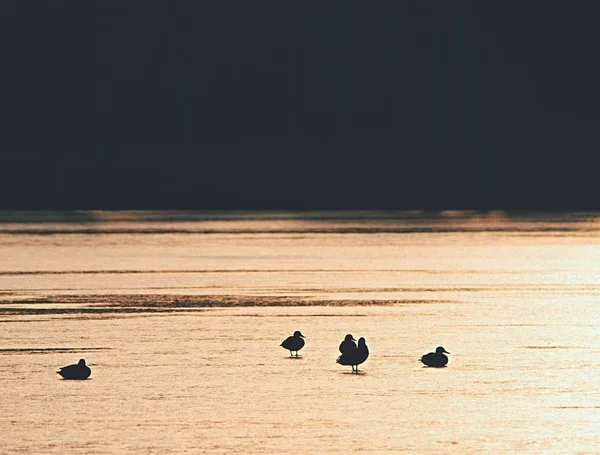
[1,211,599,453]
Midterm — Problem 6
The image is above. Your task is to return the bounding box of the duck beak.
[300,334,305,338]
[443,349,450,354]
[351,337,356,341]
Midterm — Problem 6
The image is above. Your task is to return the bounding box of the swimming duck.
[339,334,357,355]
[337,336,369,373]
[420,346,450,367]
[280,331,305,357]
[57,359,91,379]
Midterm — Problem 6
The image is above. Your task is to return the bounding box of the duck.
[57,359,91,379]
[339,334,357,354]
[337,336,369,373]
[420,346,450,367]
[280,331,305,357]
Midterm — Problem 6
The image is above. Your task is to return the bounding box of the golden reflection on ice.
[0,211,599,453]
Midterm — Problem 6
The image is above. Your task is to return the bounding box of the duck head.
[358,337,367,347]
[293,331,305,338]
[436,346,450,355]
[345,334,356,342]
[78,359,86,366]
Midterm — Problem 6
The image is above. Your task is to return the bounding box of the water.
[1,211,599,453]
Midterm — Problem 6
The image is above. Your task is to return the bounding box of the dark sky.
[3,1,600,209]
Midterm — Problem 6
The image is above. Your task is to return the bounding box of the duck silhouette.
[420,346,450,367]
[337,336,369,373]
[339,334,357,354]
[280,331,305,357]
[57,359,91,379]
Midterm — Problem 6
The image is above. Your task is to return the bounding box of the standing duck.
[280,331,305,357]
[420,346,450,367]
[57,359,91,379]
[337,336,369,373]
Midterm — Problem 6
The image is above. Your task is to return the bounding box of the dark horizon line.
[1,206,599,212]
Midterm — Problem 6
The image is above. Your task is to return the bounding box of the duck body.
[420,346,450,367]
[57,359,91,379]
[354,338,369,366]
[337,337,369,373]
[281,331,305,357]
